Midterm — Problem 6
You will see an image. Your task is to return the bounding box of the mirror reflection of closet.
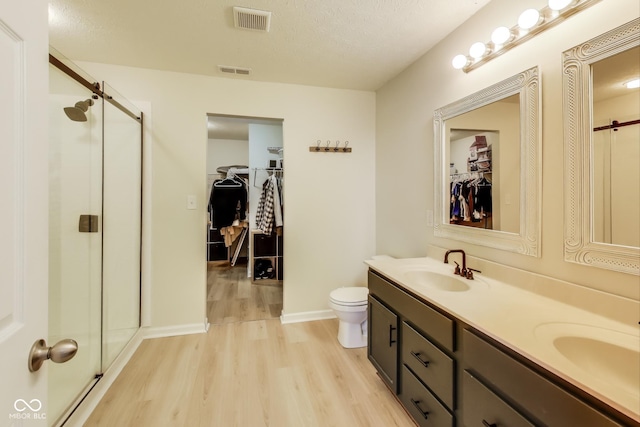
[206,114,284,325]
[449,130,498,230]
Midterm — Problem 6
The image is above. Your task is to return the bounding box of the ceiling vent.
[219,65,252,76]
[233,7,271,32]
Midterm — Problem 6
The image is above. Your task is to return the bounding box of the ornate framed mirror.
[433,67,541,256]
[563,18,640,275]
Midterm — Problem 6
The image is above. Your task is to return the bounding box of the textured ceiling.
[48,0,491,92]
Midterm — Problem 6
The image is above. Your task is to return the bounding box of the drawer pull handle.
[410,351,430,367]
[410,398,430,419]
[389,325,397,346]
[482,421,497,427]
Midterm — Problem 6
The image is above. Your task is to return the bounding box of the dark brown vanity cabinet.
[462,370,535,427]
[401,364,454,427]
[402,322,455,410]
[462,329,626,427]
[367,269,635,427]
[368,295,398,392]
[368,271,456,426]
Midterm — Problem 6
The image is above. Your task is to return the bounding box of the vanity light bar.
[452,0,601,73]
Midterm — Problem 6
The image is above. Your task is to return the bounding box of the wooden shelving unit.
[250,229,283,284]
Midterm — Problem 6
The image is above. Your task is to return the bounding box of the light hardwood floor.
[85,318,416,426]
[207,261,283,324]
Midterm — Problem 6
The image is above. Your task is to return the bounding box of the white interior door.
[0,0,50,424]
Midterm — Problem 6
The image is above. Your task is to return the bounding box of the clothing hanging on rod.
[450,173,492,225]
[255,172,283,235]
[209,174,247,229]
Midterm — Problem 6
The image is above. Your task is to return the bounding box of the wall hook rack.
[309,140,352,153]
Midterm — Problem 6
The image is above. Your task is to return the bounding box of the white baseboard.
[143,322,208,339]
[280,309,336,324]
[62,329,145,427]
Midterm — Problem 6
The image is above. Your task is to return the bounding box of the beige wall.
[76,62,376,327]
[207,138,249,175]
[376,0,640,300]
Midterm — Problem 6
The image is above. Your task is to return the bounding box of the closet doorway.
[206,114,284,325]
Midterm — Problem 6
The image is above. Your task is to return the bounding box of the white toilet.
[329,287,370,348]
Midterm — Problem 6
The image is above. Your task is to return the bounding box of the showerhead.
[64,98,94,122]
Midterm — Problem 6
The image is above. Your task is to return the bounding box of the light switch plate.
[187,195,197,210]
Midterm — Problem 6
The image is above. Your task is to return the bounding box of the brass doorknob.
[28,338,78,372]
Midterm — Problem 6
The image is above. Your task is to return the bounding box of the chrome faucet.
[444,249,466,277]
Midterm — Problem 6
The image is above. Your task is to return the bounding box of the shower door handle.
[78,214,99,233]
[28,338,78,372]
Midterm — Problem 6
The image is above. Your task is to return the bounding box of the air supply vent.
[233,6,271,32]
[218,65,252,76]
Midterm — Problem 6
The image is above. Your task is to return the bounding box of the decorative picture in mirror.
[563,18,640,275]
[434,68,540,256]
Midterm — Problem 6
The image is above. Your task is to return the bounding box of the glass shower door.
[101,82,142,368]
[48,63,103,425]
[592,115,640,247]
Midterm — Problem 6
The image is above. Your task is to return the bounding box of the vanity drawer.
[400,365,453,427]
[463,370,534,427]
[463,329,624,427]
[402,321,454,410]
[368,271,454,351]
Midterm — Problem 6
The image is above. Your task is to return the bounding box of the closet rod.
[252,167,283,187]
[593,118,640,132]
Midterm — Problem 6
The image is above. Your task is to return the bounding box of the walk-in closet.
[206,115,284,324]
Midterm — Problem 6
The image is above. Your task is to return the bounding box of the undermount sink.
[535,323,640,397]
[401,270,474,292]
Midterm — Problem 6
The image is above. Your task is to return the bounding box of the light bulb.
[452,54,469,70]
[469,42,488,59]
[625,78,640,89]
[518,9,542,30]
[548,0,574,11]
[491,26,512,45]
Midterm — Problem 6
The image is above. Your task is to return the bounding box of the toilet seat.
[329,287,369,307]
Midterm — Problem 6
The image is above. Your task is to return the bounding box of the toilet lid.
[330,287,369,305]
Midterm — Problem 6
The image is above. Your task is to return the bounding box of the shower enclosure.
[48,48,143,425]
[592,115,640,248]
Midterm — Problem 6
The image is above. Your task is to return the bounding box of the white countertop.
[365,256,640,423]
